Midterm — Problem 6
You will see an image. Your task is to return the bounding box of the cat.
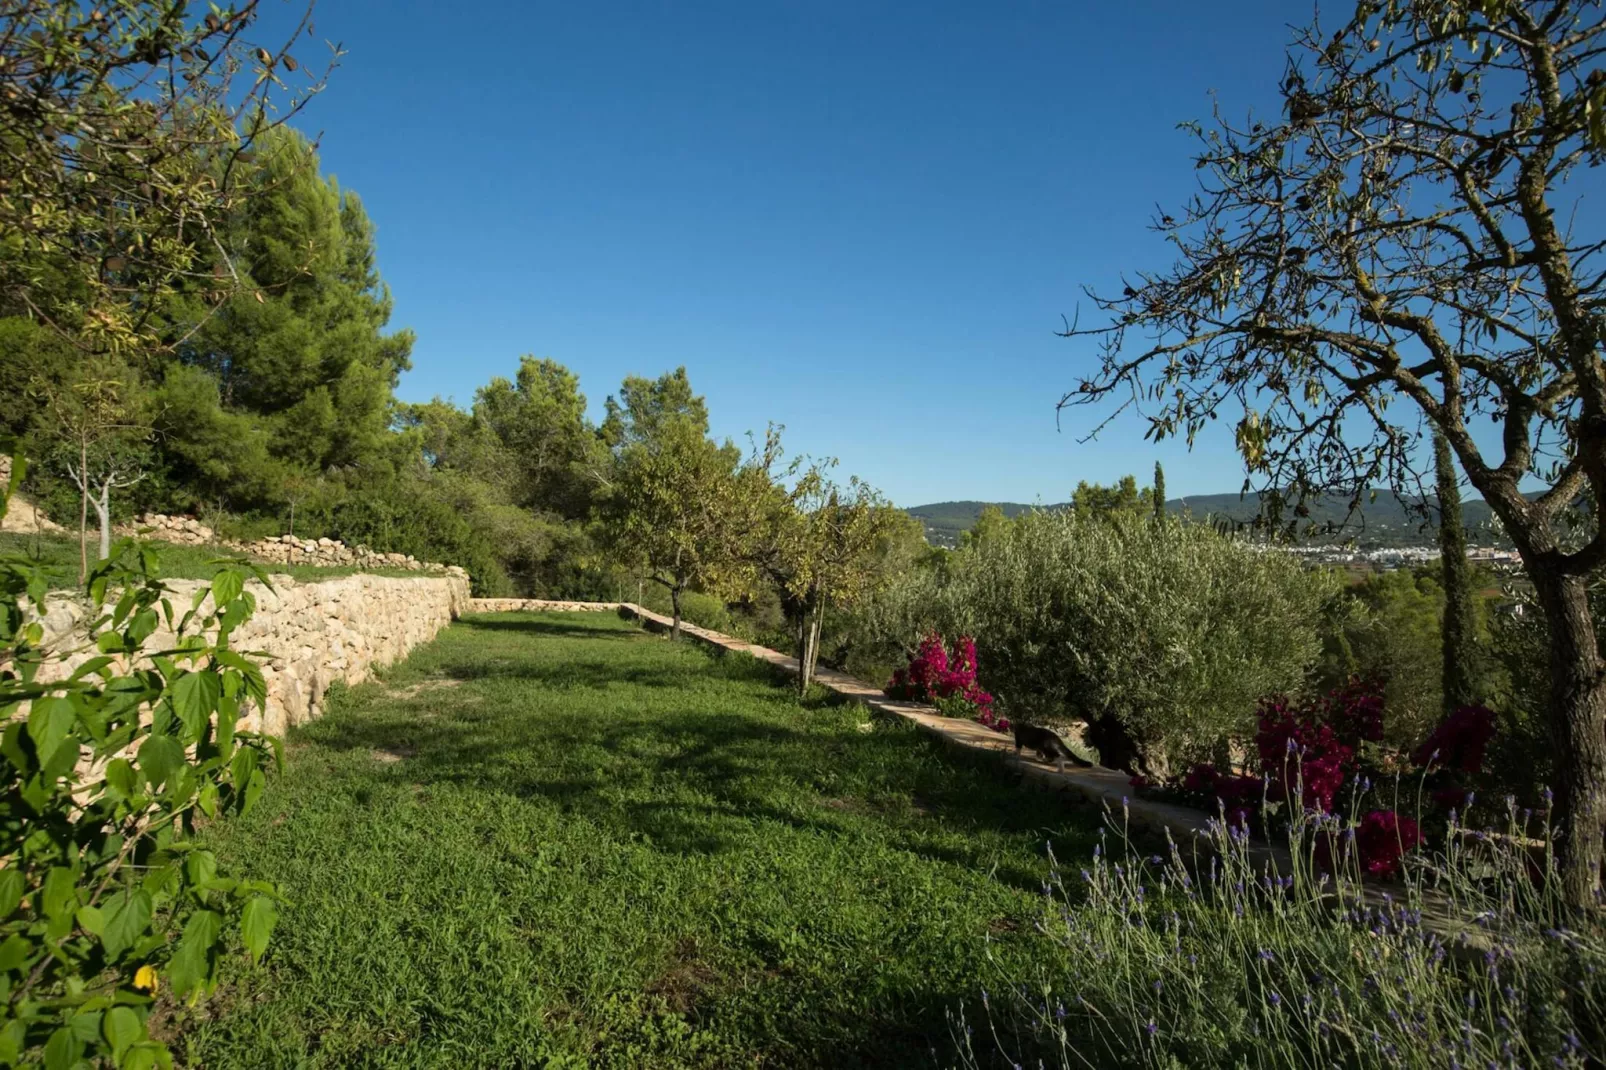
[1012,722,1091,775]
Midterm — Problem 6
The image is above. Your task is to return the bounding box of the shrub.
[0,532,282,1066]
[859,511,1331,765]
[885,633,1009,733]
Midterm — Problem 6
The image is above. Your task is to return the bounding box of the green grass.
[0,531,424,589]
[175,611,1102,1068]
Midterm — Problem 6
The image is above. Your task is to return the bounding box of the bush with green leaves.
[1,466,282,1068]
[859,510,1334,765]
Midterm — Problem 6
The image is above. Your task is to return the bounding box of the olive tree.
[1059,0,1606,905]
[863,509,1331,771]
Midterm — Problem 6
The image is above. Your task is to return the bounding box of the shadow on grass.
[213,616,1109,1070]
[304,689,1088,900]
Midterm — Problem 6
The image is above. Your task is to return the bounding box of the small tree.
[739,430,903,693]
[1153,461,1167,525]
[596,370,743,639]
[37,366,151,582]
[1059,0,1606,906]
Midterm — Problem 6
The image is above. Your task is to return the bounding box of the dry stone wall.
[34,572,471,736]
[469,599,623,613]
[120,513,459,575]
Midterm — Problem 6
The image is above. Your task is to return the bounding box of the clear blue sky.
[263,0,1313,506]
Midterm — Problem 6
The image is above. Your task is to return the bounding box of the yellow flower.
[133,965,159,994]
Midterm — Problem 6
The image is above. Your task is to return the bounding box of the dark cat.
[1012,722,1091,774]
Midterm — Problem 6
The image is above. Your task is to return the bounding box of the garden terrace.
[176,610,1105,1067]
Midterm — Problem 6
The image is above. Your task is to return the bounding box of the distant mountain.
[905,491,1512,549]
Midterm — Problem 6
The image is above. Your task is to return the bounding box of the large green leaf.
[104,758,139,799]
[102,1006,142,1060]
[27,697,75,764]
[171,671,222,742]
[40,866,76,920]
[210,569,244,610]
[42,1026,79,1070]
[137,735,185,790]
[0,869,21,918]
[240,896,278,964]
[167,909,223,997]
[101,890,153,961]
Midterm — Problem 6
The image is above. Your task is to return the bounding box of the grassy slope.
[177,611,1102,1069]
[0,531,421,589]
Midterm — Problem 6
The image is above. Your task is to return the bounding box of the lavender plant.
[952,797,1604,1069]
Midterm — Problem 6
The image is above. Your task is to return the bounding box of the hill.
[906,491,1511,548]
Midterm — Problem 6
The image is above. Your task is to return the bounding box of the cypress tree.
[1153,461,1167,524]
[1434,432,1478,715]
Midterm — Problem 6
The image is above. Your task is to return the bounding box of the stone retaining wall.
[469,599,623,613]
[36,572,471,736]
[120,513,459,576]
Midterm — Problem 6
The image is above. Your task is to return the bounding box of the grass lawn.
[0,531,425,589]
[174,611,1104,1068]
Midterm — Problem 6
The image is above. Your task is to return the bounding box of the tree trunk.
[670,584,684,641]
[806,606,824,683]
[1434,434,1478,715]
[77,437,88,586]
[289,499,296,540]
[1531,565,1606,910]
[92,479,111,562]
[795,607,811,695]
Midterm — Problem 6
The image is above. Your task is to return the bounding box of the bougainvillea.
[1253,679,1385,813]
[1354,810,1424,878]
[886,633,1005,731]
[1411,704,1497,775]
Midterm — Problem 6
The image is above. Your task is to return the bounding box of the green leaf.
[122,1044,160,1070]
[0,869,21,918]
[97,630,128,653]
[103,1006,142,1059]
[105,758,139,799]
[137,735,185,790]
[228,745,259,797]
[0,934,32,973]
[197,781,219,819]
[40,866,76,920]
[76,904,106,936]
[68,1010,101,1046]
[210,569,244,610]
[127,608,158,646]
[184,851,217,890]
[171,671,222,742]
[240,896,278,964]
[42,1026,78,1070]
[0,1018,22,1063]
[102,890,153,961]
[0,723,32,775]
[27,697,75,764]
[167,909,223,997]
[243,767,265,815]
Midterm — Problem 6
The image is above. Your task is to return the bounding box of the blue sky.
[262,0,1317,506]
